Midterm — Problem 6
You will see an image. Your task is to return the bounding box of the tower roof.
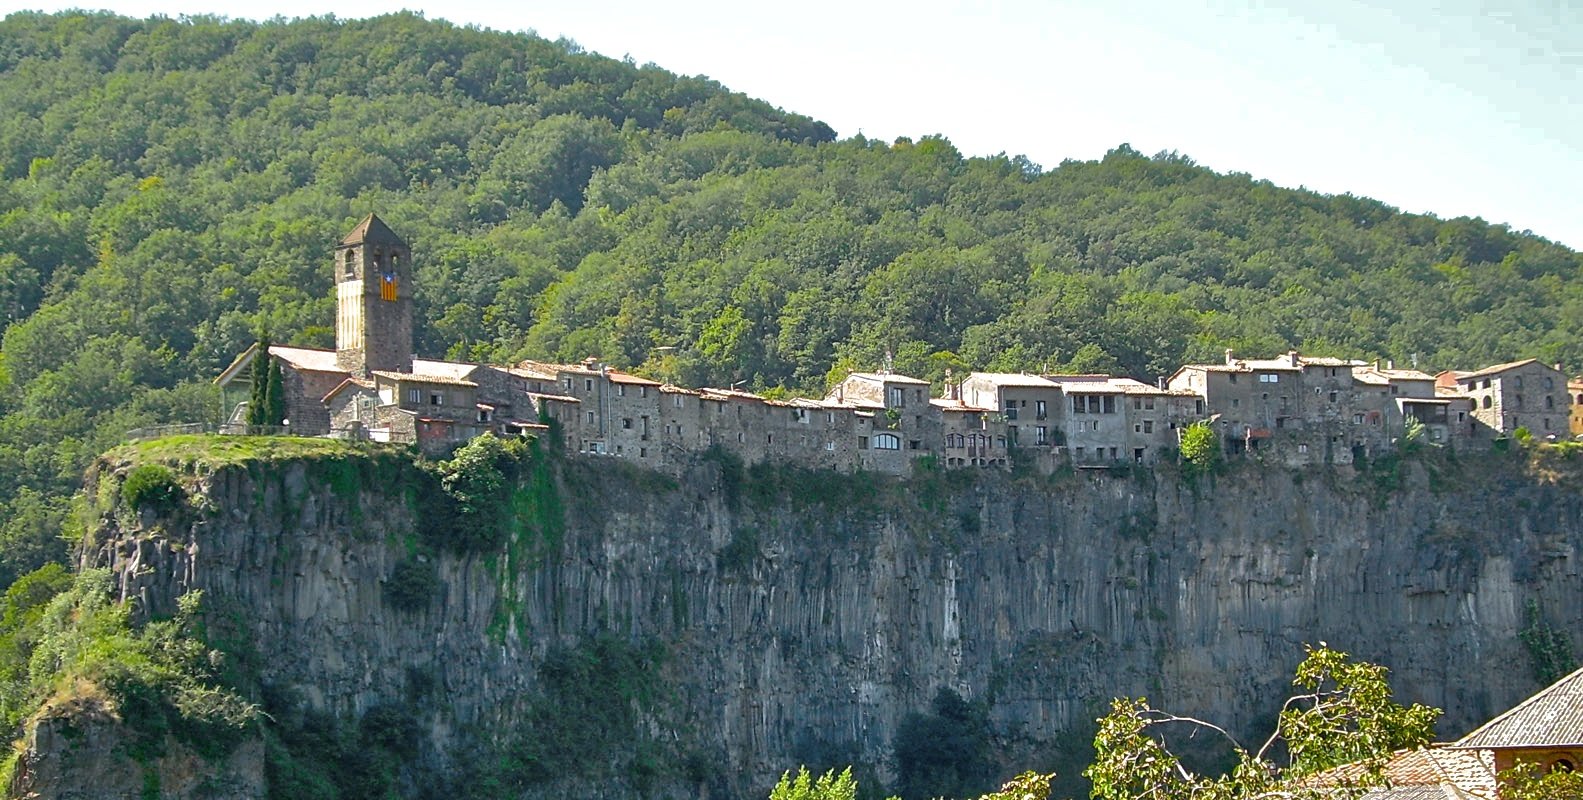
[338,213,407,247]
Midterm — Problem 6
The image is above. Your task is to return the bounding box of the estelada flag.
[380,270,398,301]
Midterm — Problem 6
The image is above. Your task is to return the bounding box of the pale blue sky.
[7,1,1581,249]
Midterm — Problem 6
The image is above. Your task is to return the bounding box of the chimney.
[1288,350,1300,368]
[1387,360,1394,370]
[1157,376,1166,389]
[1225,348,1236,366]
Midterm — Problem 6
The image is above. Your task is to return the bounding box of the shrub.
[121,464,183,511]
[1179,422,1218,470]
[1513,426,1534,444]
[384,557,439,613]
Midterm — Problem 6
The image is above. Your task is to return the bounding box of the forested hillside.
[0,10,1580,591]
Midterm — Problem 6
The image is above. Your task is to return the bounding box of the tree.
[1502,761,1583,800]
[246,336,285,429]
[1179,420,1219,470]
[769,767,862,800]
[1085,645,1439,800]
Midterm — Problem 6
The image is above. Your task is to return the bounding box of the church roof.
[339,213,407,247]
[1452,664,1583,750]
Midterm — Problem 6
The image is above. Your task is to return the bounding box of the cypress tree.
[246,335,271,428]
[264,355,285,427]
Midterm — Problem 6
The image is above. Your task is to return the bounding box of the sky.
[6,0,1581,249]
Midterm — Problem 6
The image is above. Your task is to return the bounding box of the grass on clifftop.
[108,434,411,470]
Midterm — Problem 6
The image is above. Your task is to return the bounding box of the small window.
[1482,397,1492,409]
[673,395,684,408]
[1353,413,1364,424]
[888,387,905,407]
[406,388,420,404]
[585,379,594,392]
[586,411,595,423]
[640,386,649,398]
[343,250,356,278]
[621,418,633,429]
[617,385,626,397]
[858,436,870,450]
[1514,376,1524,389]
[1143,420,1153,434]
[430,392,443,406]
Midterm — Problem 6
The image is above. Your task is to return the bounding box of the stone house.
[1044,374,1201,465]
[1438,359,1570,439]
[825,372,939,474]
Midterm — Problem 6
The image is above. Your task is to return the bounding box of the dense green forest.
[0,10,1581,591]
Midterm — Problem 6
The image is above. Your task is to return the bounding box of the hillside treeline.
[0,10,1579,588]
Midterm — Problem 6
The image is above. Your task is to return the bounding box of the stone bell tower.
[334,213,413,377]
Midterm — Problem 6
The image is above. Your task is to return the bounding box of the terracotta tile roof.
[964,372,1059,389]
[1305,746,1496,799]
[269,345,345,373]
[1453,664,1583,749]
[607,371,662,386]
[525,391,580,404]
[320,377,375,404]
[411,358,479,381]
[1457,358,1541,380]
[931,398,995,412]
[844,371,931,386]
[1045,375,1173,395]
[370,370,478,388]
[339,213,407,247]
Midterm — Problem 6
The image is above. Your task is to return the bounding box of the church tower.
[334,213,413,377]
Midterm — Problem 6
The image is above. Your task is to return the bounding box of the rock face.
[10,695,265,800]
[52,449,1583,798]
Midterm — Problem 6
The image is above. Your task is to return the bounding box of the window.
[915,389,923,402]
[1514,394,1525,409]
[1298,443,1308,454]
[1035,426,1048,445]
[1329,391,1338,403]
[1229,374,1238,384]
[1133,398,1142,410]
[1544,376,1555,390]
[1258,373,1279,383]
[1102,396,1116,414]
[1482,379,1490,389]
[639,447,647,458]
[909,440,922,450]
[617,384,626,397]
[1482,397,1492,409]
[1232,398,1241,408]
[888,387,905,407]
[407,388,420,404]
[1075,446,1085,458]
[858,436,870,450]
[1353,413,1364,424]
[1004,405,1019,420]
[563,377,574,392]
[1514,376,1524,389]
[622,418,633,429]
[1145,398,1155,410]
[1545,395,1555,409]
[429,392,443,406]
[1072,397,1085,414]
[477,408,491,423]
[825,442,835,451]
[1390,385,1398,395]
[343,250,356,278]
[673,395,684,408]
[586,411,595,424]
[1143,420,1154,434]
[1036,400,1047,420]
[640,386,649,398]
[677,425,683,436]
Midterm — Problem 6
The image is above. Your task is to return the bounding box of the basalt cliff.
[10,438,1583,799]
